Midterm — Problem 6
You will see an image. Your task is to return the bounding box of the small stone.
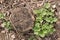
[1,30,5,33]
[57,38,60,40]
[21,39,25,40]
[0,0,4,3]
[0,8,1,10]
[58,3,60,6]
[1,22,6,27]
[52,5,56,8]
[11,34,15,39]
[1,24,5,27]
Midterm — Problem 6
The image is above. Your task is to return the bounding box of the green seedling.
[44,2,50,8]
[0,13,12,30]
[45,16,57,23]
[0,13,5,19]
[33,2,57,37]
[2,21,12,30]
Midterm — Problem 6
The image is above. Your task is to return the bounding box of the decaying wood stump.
[10,7,35,32]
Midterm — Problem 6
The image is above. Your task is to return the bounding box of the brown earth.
[0,0,60,40]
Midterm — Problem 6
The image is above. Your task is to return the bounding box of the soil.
[0,0,60,40]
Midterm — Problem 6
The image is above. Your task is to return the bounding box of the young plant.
[0,13,5,19]
[2,21,12,30]
[33,2,57,37]
[0,13,12,30]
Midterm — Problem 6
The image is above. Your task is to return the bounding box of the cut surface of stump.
[10,7,34,32]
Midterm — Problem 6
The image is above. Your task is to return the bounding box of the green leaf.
[3,21,12,30]
[44,16,56,23]
[35,23,40,27]
[0,13,5,19]
[46,11,54,16]
[33,27,40,31]
[42,23,48,29]
[33,10,41,14]
[36,16,42,20]
[43,29,48,34]
[44,3,50,8]
[42,23,54,30]
[39,8,44,13]
[36,16,43,23]
[41,10,47,17]
[48,24,54,29]
[2,22,6,27]
[33,23,40,31]
[53,17,57,22]
[39,31,45,37]
[34,31,39,35]
[48,28,56,34]
[50,8,55,12]
[50,17,57,23]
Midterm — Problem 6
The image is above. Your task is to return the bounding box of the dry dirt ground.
[0,0,60,40]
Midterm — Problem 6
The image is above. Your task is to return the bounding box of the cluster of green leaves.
[2,21,12,30]
[0,13,5,19]
[33,3,57,37]
[0,13,12,30]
